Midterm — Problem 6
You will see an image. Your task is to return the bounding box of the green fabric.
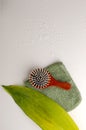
[24,62,82,112]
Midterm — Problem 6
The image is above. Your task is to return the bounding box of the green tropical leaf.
[2,85,79,130]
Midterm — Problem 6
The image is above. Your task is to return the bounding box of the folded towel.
[24,62,82,112]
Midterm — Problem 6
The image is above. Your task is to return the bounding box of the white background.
[0,0,86,130]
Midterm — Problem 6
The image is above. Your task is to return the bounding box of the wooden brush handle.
[49,76,71,90]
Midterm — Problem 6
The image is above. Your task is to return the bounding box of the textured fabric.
[24,62,82,112]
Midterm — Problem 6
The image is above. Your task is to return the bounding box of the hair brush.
[29,68,71,90]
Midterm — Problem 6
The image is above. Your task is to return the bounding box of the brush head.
[29,68,51,89]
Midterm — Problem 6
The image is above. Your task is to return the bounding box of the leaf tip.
[2,85,6,87]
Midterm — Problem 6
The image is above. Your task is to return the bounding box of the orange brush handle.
[48,75,71,90]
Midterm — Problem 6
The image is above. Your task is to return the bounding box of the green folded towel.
[25,62,82,111]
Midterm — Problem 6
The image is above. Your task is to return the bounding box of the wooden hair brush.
[29,68,71,90]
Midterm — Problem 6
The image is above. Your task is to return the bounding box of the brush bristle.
[29,68,51,89]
